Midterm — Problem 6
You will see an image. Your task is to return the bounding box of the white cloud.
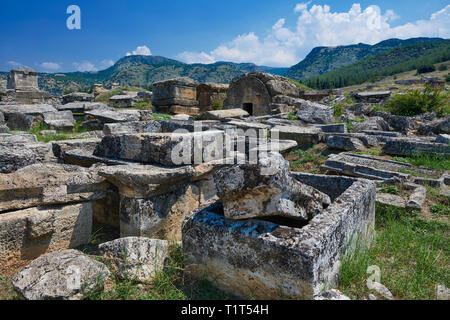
[7,61,23,68]
[177,3,450,67]
[73,61,97,72]
[126,45,152,56]
[177,51,216,64]
[100,59,115,69]
[294,2,310,13]
[39,62,61,72]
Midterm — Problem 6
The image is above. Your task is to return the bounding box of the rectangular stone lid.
[355,91,391,97]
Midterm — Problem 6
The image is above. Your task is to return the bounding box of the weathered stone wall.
[196,83,228,112]
[0,202,93,273]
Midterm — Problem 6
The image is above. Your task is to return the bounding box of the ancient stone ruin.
[5,67,50,104]
[196,83,228,112]
[223,72,299,116]
[152,77,199,116]
[0,64,448,301]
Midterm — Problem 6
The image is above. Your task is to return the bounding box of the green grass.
[211,99,223,111]
[23,120,90,143]
[430,204,450,217]
[289,145,333,174]
[393,153,450,171]
[132,101,152,109]
[87,243,230,300]
[379,185,399,195]
[286,112,299,120]
[152,113,172,121]
[339,204,449,300]
[95,87,148,104]
[355,149,382,156]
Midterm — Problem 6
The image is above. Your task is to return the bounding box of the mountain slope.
[285,37,445,80]
[36,56,288,94]
[303,40,450,89]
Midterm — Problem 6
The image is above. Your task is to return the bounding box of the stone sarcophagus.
[182,173,376,299]
[5,67,50,104]
[152,77,199,115]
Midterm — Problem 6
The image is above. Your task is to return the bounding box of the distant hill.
[33,56,288,95]
[303,40,450,89]
[285,37,446,80]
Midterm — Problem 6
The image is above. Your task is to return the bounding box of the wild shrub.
[416,64,436,74]
[386,85,448,117]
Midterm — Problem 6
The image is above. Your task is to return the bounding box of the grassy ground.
[339,203,449,300]
[287,143,339,174]
[12,120,91,143]
[86,243,232,300]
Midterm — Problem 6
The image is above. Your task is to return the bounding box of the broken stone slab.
[0,111,4,124]
[85,109,141,123]
[56,102,109,114]
[346,103,374,116]
[94,130,228,166]
[41,130,57,136]
[376,193,406,208]
[43,111,75,131]
[97,163,196,198]
[0,162,109,212]
[352,117,389,133]
[103,121,162,136]
[73,130,104,140]
[159,119,220,133]
[436,134,450,144]
[327,135,365,151]
[62,92,94,104]
[99,237,168,282]
[0,133,37,143]
[0,124,9,133]
[314,123,347,133]
[248,138,298,154]
[0,143,52,173]
[321,153,412,181]
[109,95,134,108]
[11,249,109,300]
[183,174,376,299]
[405,183,426,211]
[352,91,391,102]
[213,152,331,221]
[0,104,57,117]
[383,138,450,156]
[0,203,94,273]
[198,108,249,121]
[361,130,402,142]
[411,176,444,189]
[52,138,101,158]
[270,125,322,147]
[313,289,351,300]
[6,112,42,130]
[296,100,334,124]
[60,148,131,167]
[226,120,271,132]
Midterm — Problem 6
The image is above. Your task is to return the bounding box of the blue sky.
[0,0,448,72]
